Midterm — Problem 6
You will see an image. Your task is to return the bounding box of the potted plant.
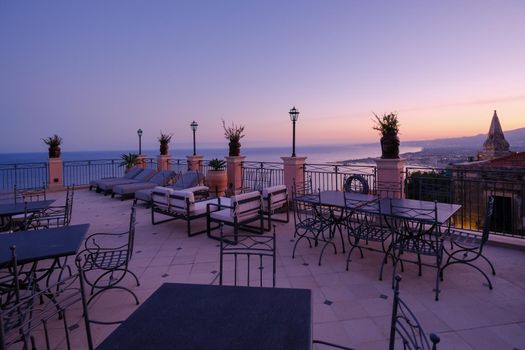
[372,112,400,159]
[158,132,173,156]
[43,134,63,158]
[120,153,140,172]
[206,158,227,196]
[222,120,245,157]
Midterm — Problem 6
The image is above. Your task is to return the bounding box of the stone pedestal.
[281,156,307,200]
[136,154,147,169]
[48,158,64,191]
[375,158,405,198]
[157,155,171,171]
[186,155,204,172]
[226,156,246,195]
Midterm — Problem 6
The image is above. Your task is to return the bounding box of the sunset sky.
[1,1,524,152]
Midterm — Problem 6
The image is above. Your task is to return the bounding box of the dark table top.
[298,191,461,224]
[0,223,90,266]
[97,283,312,350]
[0,199,55,216]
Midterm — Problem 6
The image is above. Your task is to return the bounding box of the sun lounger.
[111,170,177,200]
[89,167,142,191]
[134,170,204,205]
[97,168,157,195]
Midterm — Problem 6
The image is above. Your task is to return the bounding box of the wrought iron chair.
[13,183,47,203]
[77,205,140,315]
[0,246,36,310]
[389,275,440,350]
[26,185,75,230]
[261,184,289,231]
[207,191,263,243]
[0,259,95,350]
[389,200,443,300]
[219,224,276,287]
[344,194,393,279]
[291,181,333,264]
[441,196,496,289]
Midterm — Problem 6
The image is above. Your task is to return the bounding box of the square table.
[96,283,312,350]
[0,223,90,267]
[0,200,55,218]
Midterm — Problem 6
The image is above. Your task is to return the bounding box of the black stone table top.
[0,200,55,217]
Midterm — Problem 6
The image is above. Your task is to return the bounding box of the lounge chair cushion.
[132,168,156,182]
[230,191,261,221]
[171,171,204,190]
[124,167,143,179]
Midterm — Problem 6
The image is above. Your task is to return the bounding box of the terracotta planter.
[228,141,241,157]
[160,143,169,156]
[380,134,400,159]
[206,170,227,197]
[48,146,61,158]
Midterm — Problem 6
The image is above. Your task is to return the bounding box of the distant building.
[449,112,524,236]
[477,110,513,161]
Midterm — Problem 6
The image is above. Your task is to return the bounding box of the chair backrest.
[0,264,94,350]
[219,225,276,287]
[65,185,75,226]
[262,185,288,211]
[14,183,46,203]
[171,171,204,190]
[231,191,261,221]
[481,196,495,243]
[292,181,321,226]
[389,275,440,350]
[389,199,438,237]
[133,168,156,182]
[149,170,176,186]
[123,167,143,179]
[127,206,137,259]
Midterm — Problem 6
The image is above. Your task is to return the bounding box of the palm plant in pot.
[372,112,400,159]
[158,132,173,156]
[222,120,245,157]
[120,153,140,172]
[206,158,227,197]
[43,134,63,158]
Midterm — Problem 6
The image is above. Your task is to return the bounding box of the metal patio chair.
[389,275,440,350]
[344,194,393,279]
[291,181,333,264]
[0,260,95,350]
[77,206,140,317]
[389,200,443,300]
[441,196,496,289]
[219,224,276,287]
[261,184,289,231]
[26,185,75,230]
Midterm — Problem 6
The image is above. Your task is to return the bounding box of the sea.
[0,144,421,165]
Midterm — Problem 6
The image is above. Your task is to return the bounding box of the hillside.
[403,127,525,150]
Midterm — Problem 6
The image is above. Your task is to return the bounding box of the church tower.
[478,110,512,160]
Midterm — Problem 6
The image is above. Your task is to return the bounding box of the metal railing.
[304,163,377,192]
[405,167,525,238]
[0,162,48,189]
[63,159,124,186]
[241,161,284,191]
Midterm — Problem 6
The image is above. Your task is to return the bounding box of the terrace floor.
[35,189,525,349]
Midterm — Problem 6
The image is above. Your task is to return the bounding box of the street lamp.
[289,106,299,157]
[190,121,198,156]
[137,128,143,155]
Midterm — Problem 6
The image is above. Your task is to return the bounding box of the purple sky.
[1,1,524,152]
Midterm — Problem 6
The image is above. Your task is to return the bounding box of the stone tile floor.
[30,189,525,349]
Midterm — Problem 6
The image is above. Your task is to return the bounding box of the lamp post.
[190,121,198,156]
[289,106,299,157]
[137,128,143,155]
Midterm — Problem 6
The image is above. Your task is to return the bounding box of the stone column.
[281,156,307,200]
[157,155,171,171]
[48,158,64,191]
[374,158,406,198]
[136,154,147,169]
[226,156,246,195]
[186,155,204,172]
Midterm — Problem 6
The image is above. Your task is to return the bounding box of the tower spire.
[478,110,511,160]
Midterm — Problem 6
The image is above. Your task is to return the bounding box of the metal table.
[0,223,89,267]
[0,199,55,231]
[97,283,312,350]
